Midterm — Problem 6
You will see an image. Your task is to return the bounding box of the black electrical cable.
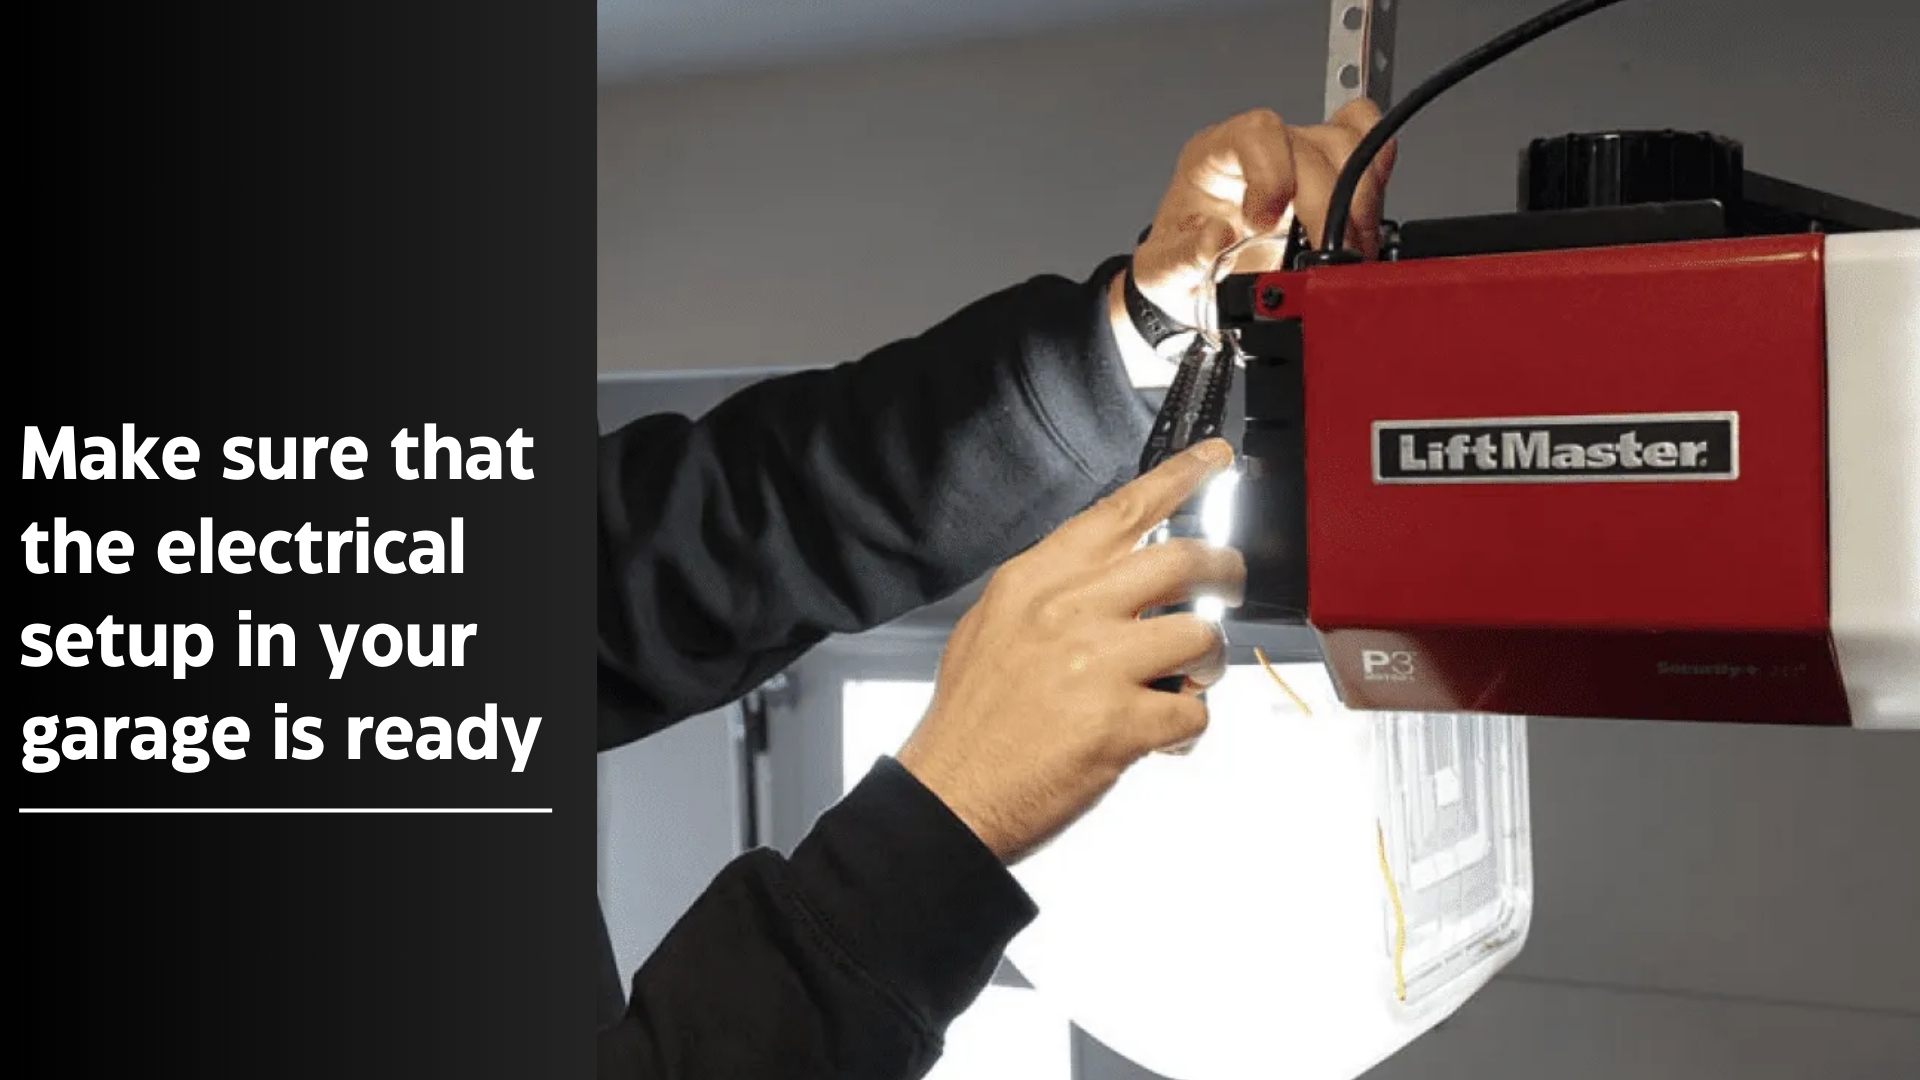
[1314,0,1634,261]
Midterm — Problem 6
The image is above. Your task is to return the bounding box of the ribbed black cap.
[1520,130,1743,212]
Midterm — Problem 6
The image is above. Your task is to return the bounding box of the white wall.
[597,1,1920,1075]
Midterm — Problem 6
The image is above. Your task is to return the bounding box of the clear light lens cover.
[1373,709,1533,1014]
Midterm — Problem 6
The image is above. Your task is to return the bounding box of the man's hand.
[1112,101,1397,386]
[895,438,1246,865]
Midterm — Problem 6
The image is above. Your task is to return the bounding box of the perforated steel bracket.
[1325,0,1398,117]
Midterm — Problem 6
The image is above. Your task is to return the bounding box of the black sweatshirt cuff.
[785,756,1038,1034]
[1017,255,1157,488]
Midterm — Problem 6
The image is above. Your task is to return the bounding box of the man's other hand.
[1113,101,1397,387]
[894,438,1246,865]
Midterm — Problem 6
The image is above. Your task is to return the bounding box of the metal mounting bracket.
[1325,0,1398,117]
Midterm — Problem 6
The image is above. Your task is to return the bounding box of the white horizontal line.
[19,808,554,814]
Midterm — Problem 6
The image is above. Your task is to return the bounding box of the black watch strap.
[1122,261,1190,350]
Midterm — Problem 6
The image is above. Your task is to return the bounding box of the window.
[840,678,933,793]
[841,679,1073,1080]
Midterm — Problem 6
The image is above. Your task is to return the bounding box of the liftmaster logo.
[1373,412,1739,484]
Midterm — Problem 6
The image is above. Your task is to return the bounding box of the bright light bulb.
[1200,467,1239,547]
[1182,468,1240,623]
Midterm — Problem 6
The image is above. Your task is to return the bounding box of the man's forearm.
[600,758,1034,1079]
[598,257,1156,750]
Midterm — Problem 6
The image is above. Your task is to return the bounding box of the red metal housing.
[1271,235,1847,723]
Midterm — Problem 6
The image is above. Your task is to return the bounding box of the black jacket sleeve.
[597,256,1153,751]
[597,257,1157,1079]
[599,758,1038,1079]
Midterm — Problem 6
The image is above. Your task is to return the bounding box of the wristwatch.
[1121,263,1191,354]
[1122,226,1195,357]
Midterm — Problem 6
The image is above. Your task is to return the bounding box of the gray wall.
[597,0,1918,373]
[596,1,1920,1075]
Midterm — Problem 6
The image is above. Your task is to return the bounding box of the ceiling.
[597,0,1280,85]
